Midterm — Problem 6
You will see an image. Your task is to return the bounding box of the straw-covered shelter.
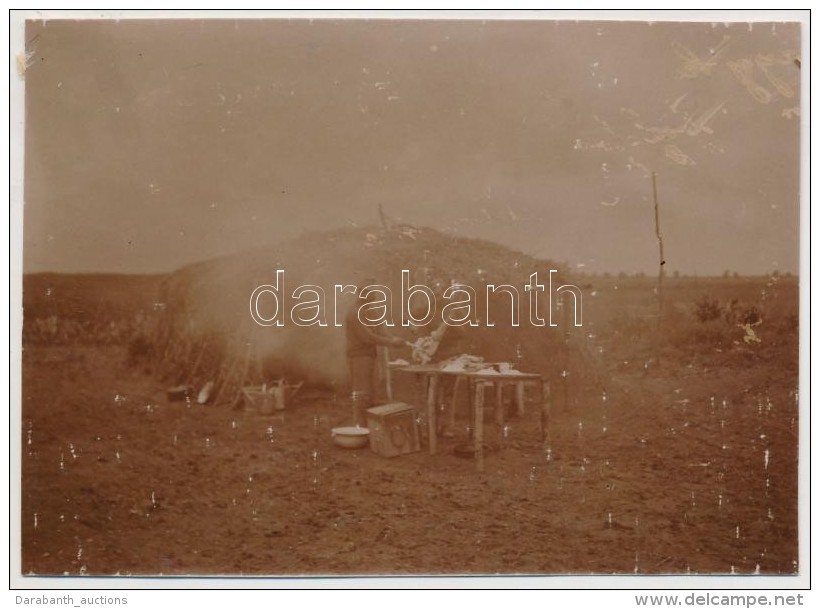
[153,225,572,405]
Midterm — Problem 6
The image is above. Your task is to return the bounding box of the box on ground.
[242,384,285,414]
[366,402,421,457]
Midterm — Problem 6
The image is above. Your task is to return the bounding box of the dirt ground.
[20,298,799,577]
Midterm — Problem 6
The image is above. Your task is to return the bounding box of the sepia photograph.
[12,10,806,586]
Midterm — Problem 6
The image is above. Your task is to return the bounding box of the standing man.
[345,286,406,427]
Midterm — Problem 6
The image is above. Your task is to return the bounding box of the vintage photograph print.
[18,15,802,578]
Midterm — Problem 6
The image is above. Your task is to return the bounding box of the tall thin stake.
[652,172,665,335]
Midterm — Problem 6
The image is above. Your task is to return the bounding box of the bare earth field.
[19,274,799,577]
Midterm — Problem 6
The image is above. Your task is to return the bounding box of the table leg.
[494,381,504,427]
[515,381,525,417]
[441,375,461,436]
[474,381,485,472]
[382,347,393,402]
[468,378,475,437]
[427,373,438,455]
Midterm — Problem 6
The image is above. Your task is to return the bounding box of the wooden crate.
[366,403,420,458]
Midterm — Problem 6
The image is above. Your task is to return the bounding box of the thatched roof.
[154,225,568,402]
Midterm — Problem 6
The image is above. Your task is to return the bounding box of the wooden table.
[463,370,545,472]
[392,364,549,471]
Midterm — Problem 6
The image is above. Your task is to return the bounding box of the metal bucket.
[243,381,286,415]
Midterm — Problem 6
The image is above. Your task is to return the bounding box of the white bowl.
[331,426,370,449]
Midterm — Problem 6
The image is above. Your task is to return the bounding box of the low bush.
[694,295,722,322]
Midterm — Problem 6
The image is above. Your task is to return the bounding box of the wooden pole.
[652,172,665,331]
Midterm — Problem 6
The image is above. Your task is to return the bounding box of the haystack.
[153,225,571,405]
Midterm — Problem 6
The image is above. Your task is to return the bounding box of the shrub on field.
[669,294,769,354]
[724,299,763,326]
[694,295,722,322]
[739,305,762,326]
[23,310,157,348]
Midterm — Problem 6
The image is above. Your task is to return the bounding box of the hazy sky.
[21,17,802,275]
